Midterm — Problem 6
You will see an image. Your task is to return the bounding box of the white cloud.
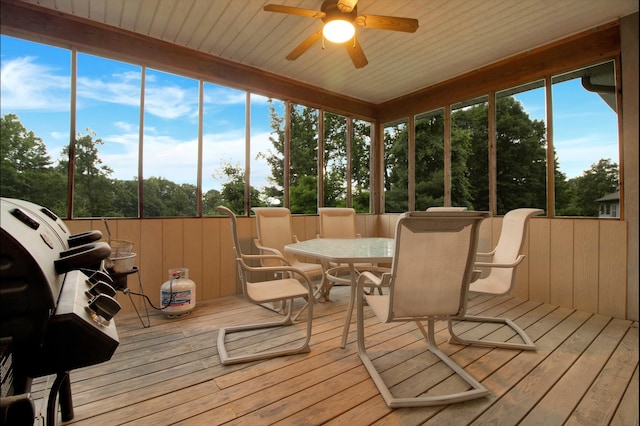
[76,75,141,108]
[203,86,246,105]
[114,121,136,132]
[250,94,271,105]
[50,131,68,140]
[0,57,70,111]
[143,85,197,119]
[100,127,277,192]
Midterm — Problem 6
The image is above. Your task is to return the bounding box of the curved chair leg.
[292,273,327,321]
[217,298,313,365]
[447,315,536,350]
[357,300,489,407]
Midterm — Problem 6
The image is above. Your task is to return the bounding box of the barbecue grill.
[0,198,122,425]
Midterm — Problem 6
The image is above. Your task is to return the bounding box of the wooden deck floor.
[34,286,638,425]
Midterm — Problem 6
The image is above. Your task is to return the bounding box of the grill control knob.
[86,280,117,299]
[81,268,114,285]
[87,293,121,324]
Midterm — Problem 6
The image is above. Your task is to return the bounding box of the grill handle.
[55,242,111,274]
[67,230,102,247]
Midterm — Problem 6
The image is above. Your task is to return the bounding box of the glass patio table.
[285,237,394,348]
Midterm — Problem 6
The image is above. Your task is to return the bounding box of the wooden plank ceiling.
[9,0,640,104]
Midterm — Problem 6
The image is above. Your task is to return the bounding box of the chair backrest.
[216,206,247,291]
[387,211,488,320]
[318,207,359,239]
[252,207,296,267]
[485,208,544,289]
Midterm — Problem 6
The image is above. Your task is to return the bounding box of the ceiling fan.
[263,0,419,69]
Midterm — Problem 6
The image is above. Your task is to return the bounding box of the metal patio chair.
[216,206,314,365]
[447,208,544,350]
[252,207,325,313]
[357,210,490,407]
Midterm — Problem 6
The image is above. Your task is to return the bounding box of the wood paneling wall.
[66,215,629,320]
[620,12,639,321]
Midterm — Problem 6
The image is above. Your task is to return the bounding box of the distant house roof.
[596,191,620,202]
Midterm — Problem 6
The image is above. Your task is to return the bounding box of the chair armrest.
[476,248,497,257]
[254,238,283,256]
[358,270,391,288]
[475,254,525,269]
[237,257,313,287]
[355,265,391,274]
[241,253,290,266]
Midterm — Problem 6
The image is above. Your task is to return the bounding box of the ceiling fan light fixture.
[323,19,355,43]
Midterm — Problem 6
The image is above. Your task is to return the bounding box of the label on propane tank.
[161,290,191,306]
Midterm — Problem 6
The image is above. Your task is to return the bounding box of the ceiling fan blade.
[356,15,419,33]
[263,4,326,19]
[336,0,358,13]
[286,28,323,61]
[344,37,368,68]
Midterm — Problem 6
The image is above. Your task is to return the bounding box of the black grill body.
[1,198,120,425]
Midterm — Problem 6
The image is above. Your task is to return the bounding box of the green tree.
[289,105,318,213]
[385,116,475,212]
[260,104,371,213]
[553,159,576,215]
[259,99,286,206]
[260,101,319,212]
[323,112,347,207]
[451,102,489,210]
[566,159,619,217]
[414,112,445,210]
[214,163,263,214]
[0,113,66,213]
[290,175,318,214]
[351,120,372,213]
[450,126,474,208]
[383,123,409,212]
[142,177,197,217]
[203,189,223,215]
[494,97,547,214]
[111,178,139,217]
[57,130,116,217]
[384,97,548,213]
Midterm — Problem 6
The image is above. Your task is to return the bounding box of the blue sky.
[1,35,620,190]
[517,80,619,179]
[0,35,275,192]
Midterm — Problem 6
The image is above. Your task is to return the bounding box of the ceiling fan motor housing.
[321,0,357,24]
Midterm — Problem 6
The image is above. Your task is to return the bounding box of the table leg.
[340,263,358,348]
[317,261,332,302]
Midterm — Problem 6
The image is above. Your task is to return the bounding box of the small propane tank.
[160,268,196,318]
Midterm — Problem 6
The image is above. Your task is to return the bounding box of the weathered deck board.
[27,286,638,426]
